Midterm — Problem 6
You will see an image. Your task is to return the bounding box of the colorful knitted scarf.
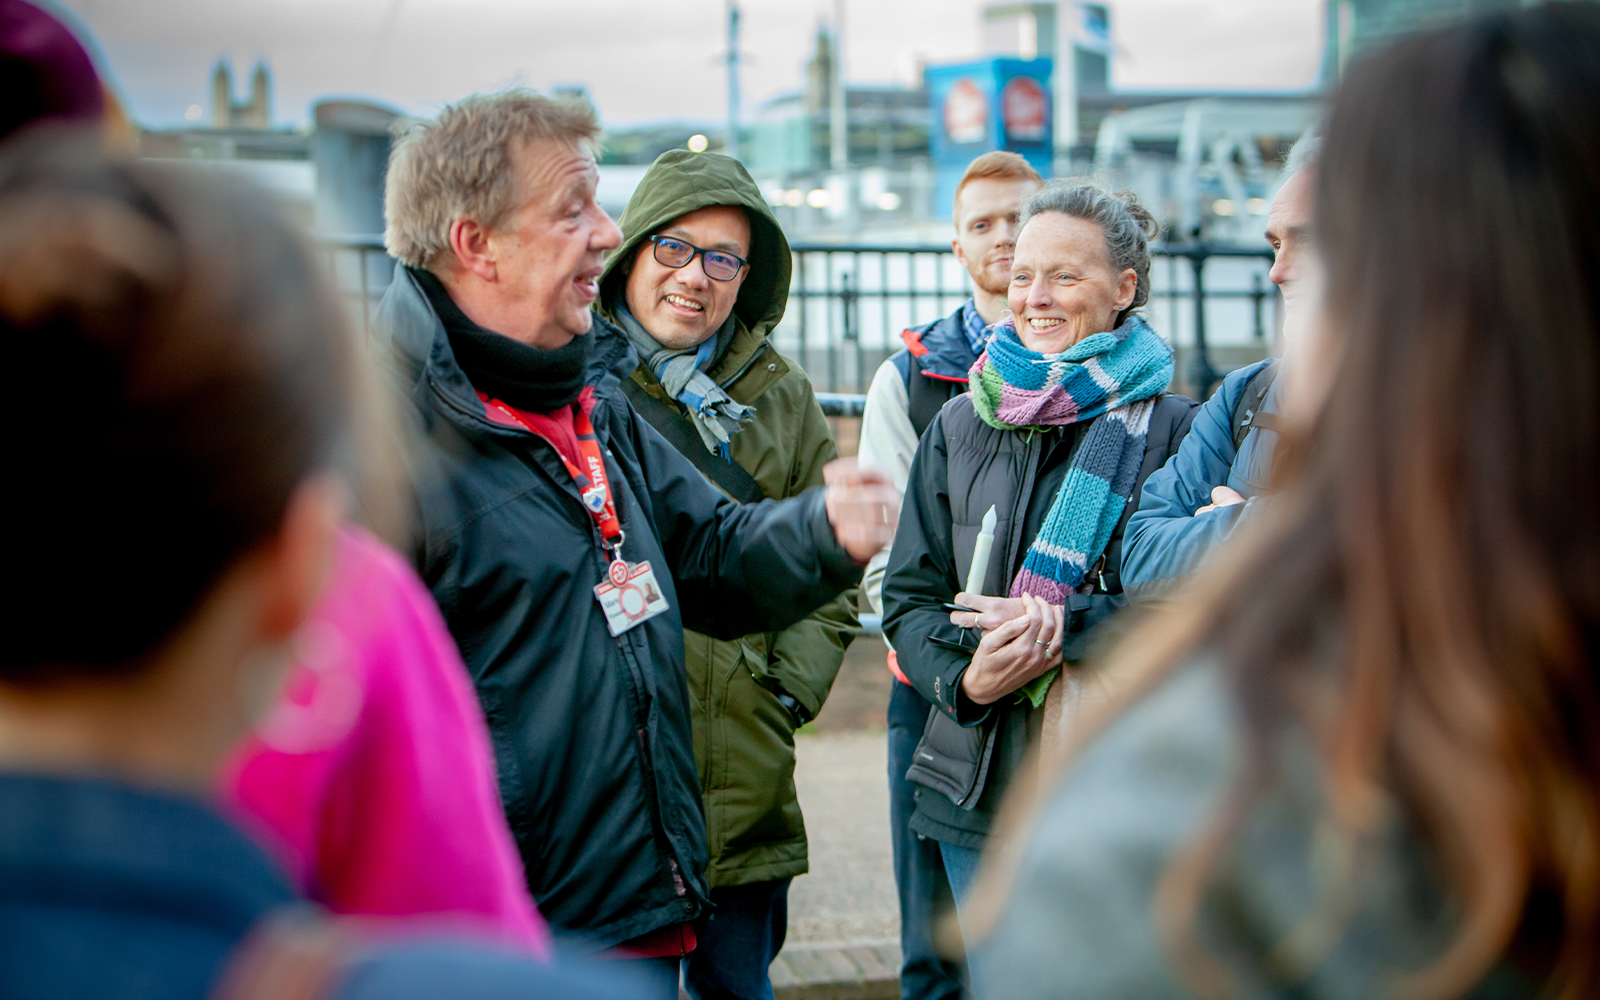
[969,315,1173,705]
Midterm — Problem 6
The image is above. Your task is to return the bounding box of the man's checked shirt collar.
[959,297,991,357]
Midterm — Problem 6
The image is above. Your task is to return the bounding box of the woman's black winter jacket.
[882,391,1196,848]
[378,270,862,951]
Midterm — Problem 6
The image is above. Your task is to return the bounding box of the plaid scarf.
[614,302,754,458]
[969,315,1172,702]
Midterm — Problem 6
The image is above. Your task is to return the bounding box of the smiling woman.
[1010,212,1136,352]
[1008,181,1159,352]
[882,180,1197,962]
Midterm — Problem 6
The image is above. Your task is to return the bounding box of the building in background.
[748,2,1319,241]
[137,60,313,226]
[117,0,1541,392]
[925,57,1053,214]
[599,121,723,166]
[211,60,271,128]
[311,101,397,236]
[745,23,932,235]
[1088,0,1529,244]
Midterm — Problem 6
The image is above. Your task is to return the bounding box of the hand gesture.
[822,458,900,563]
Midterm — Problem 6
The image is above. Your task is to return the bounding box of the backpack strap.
[211,906,346,1000]
[622,373,767,505]
[1230,360,1281,451]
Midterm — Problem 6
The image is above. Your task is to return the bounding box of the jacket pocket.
[715,641,802,858]
[904,705,997,810]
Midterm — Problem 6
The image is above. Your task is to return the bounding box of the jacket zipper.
[427,345,702,914]
[718,339,770,391]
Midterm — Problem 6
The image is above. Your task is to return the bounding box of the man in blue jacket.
[1120,138,1319,603]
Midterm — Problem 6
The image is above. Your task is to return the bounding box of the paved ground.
[784,424,902,946]
[784,633,900,947]
[789,727,898,945]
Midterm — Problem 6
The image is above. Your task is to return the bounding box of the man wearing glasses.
[596,148,858,1000]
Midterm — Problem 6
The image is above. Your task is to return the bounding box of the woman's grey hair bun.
[1016,180,1160,327]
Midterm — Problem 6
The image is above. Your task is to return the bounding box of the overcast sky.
[58,0,1326,129]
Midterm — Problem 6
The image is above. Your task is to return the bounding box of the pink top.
[220,526,550,956]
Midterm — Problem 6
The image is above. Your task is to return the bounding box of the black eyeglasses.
[648,235,748,282]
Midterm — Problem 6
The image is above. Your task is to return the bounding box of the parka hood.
[598,149,791,340]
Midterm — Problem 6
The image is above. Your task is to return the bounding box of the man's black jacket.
[377,270,862,951]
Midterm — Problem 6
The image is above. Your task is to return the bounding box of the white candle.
[965,504,998,596]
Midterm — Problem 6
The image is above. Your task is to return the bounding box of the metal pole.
[880,252,890,375]
[726,2,741,161]
[1189,247,1218,399]
[849,253,864,392]
[796,251,809,377]
[1054,2,1079,172]
[830,0,847,171]
[826,255,838,392]
[1251,271,1265,342]
[359,247,372,334]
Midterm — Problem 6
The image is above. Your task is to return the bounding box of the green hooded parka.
[597,149,859,888]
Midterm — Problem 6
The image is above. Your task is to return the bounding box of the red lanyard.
[484,393,626,556]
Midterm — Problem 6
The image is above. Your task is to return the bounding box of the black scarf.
[412,267,592,413]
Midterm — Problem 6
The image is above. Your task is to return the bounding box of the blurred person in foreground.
[594,149,858,1000]
[857,150,1041,1000]
[881,181,1197,971]
[219,527,551,953]
[376,91,896,993]
[0,0,551,952]
[0,137,634,1000]
[971,5,1600,997]
[0,0,130,143]
[1118,135,1321,604]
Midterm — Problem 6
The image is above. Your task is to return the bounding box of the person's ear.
[257,475,347,641]
[448,217,499,283]
[1115,268,1137,311]
[951,235,968,268]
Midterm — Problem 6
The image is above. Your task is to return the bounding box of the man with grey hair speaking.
[1119,134,1321,602]
[373,90,897,996]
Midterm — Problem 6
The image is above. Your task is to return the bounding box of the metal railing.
[1155,243,1280,398]
[319,236,1275,401]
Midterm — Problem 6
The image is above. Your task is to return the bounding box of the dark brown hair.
[0,135,359,677]
[978,5,1600,997]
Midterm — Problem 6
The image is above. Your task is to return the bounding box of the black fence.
[319,237,1275,403]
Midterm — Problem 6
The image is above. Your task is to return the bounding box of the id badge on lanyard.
[488,397,670,636]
